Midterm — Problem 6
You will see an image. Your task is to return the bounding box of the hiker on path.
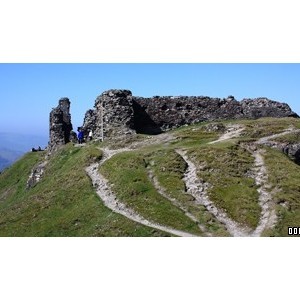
[78,129,84,144]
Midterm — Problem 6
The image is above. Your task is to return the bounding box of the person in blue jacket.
[78,129,84,144]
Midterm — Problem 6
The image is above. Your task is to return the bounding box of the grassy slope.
[171,117,300,232]
[263,147,300,236]
[100,150,202,235]
[189,143,260,229]
[1,117,300,237]
[146,149,229,236]
[0,144,170,236]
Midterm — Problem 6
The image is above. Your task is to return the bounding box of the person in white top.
[88,130,93,141]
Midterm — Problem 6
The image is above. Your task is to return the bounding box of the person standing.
[78,129,84,144]
[88,130,93,141]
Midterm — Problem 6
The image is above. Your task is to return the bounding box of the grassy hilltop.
[1,117,300,237]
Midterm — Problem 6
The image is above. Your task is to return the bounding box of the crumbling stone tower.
[49,98,74,152]
[83,89,135,140]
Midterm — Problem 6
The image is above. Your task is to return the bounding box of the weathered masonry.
[82,89,298,140]
[48,89,298,151]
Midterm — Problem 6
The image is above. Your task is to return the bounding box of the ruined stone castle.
[48,89,299,152]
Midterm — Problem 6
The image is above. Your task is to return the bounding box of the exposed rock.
[82,90,298,138]
[282,143,300,163]
[82,90,135,140]
[48,98,74,153]
[26,161,47,189]
[257,131,300,164]
[204,123,226,132]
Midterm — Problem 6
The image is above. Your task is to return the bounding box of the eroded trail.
[86,146,197,237]
[85,126,300,237]
[147,168,211,236]
[175,149,251,237]
[249,127,300,235]
[246,146,277,236]
[208,124,245,144]
[256,127,300,144]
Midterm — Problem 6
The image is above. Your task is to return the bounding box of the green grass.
[0,151,44,207]
[146,149,229,236]
[238,117,300,139]
[2,117,300,236]
[273,132,300,143]
[171,125,219,148]
[100,150,203,235]
[0,144,170,236]
[187,143,261,229]
[262,147,300,236]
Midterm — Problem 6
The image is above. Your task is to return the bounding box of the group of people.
[31,146,44,152]
[77,129,93,144]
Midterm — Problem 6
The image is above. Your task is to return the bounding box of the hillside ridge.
[1,117,300,236]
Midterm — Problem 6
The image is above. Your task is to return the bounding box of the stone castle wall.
[83,90,135,139]
[48,90,299,148]
[82,90,298,139]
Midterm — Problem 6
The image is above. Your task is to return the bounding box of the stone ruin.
[83,90,135,140]
[48,98,76,153]
[81,89,298,140]
[48,89,299,151]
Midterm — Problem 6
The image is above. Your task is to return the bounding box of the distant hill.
[0,156,10,171]
[1,117,300,236]
[0,132,47,171]
[0,148,24,171]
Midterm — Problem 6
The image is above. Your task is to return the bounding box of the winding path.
[85,126,300,237]
[175,149,251,237]
[177,126,300,236]
[246,146,277,236]
[147,168,211,236]
[256,126,300,144]
[208,124,244,144]
[86,147,197,237]
[248,127,300,235]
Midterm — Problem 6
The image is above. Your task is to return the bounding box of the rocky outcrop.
[282,143,300,163]
[256,130,300,164]
[49,98,74,153]
[26,161,47,189]
[263,141,300,164]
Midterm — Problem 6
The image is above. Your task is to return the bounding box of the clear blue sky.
[0,63,299,137]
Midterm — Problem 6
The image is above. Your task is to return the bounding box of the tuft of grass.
[106,134,150,149]
[238,117,300,139]
[273,132,300,144]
